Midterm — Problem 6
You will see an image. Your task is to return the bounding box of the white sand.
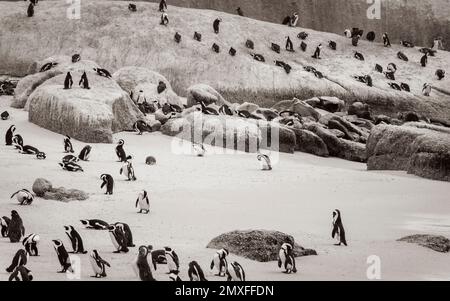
[0,95,449,281]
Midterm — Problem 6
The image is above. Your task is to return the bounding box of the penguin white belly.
[90,256,102,275]
[109,232,120,250]
[227,264,238,281]
[260,160,270,170]
[213,255,221,273]
[138,199,150,211]
[167,256,177,272]
[279,250,287,268]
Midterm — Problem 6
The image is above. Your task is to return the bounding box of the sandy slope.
[0,95,449,281]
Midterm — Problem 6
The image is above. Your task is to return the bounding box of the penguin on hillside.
[89,250,110,278]
[354,51,365,61]
[115,139,128,162]
[213,18,222,34]
[59,161,83,172]
[436,69,445,80]
[332,209,347,246]
[312,44,322,59]
[383,33,391,47]
[27,2,34,17]
[278,243,297,273]
[136,190,150,214]
[1,111,9,120]
[10,189,34,205]
[64,226,87,254]
[63,72,73,89]
[114,222,135,247]
[422,83,432,96]
[52,240,73,273]
[6,249,28,273]
[210,248,229,277]
[79,71,90,89]
[93,68,112,78]
[420,53,428,67]
[22,234,40,256]
[133,120,152,135]
[100,174,114,195]
[219,104,234,116]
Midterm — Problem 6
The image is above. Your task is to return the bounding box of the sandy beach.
[1,95,449,281]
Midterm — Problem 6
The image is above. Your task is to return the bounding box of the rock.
[186,84,228,107]
[28,71,143,143]
[399,111,420,122]
[27,55,99,75]
[112,66,172,93]
[318,96,345,113]
[329,119,354,141]
[256,122,296,154]
[237,102,259,113]
[398,235,450,253]
[32,178,53,197]
[348,101,372,119]
[132,83,182,108]
[374,115,392,125]
[160,117,186,136]
[255,108,279,121]
[292,128,329,157]
[206,230,317,262]
[272,98,320,121]
[304,97,321,108]
[367,124,450,181]
[329,128,345,138]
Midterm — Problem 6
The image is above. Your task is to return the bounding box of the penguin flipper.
[210,260,214,270]
[277,259,282,268]
[135,198,139,208]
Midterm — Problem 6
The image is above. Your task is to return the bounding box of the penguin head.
[9,125,16,133]
[36,152,46,160]
[80,220,89,226]
[223,248,229,256]
[52,239,63,247]
[139,246,149,256]
[31,234,40,243]
[118,139,125,146]
[141,190,147,198]
[333,209,341,218]
[164,246,172,252]
[11,210,19,218]
[64,225,73,233]
[108,224,116,232]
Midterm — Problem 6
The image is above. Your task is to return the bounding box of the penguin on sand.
[8,210,25,243]
[210,248,229,277]
[136,190,150,214]
[278,243,297,273]
[332,209,347,246]
[89,250,110,278]
[6,249,28,273]
[133,246,156,281]
[188,261,208,281]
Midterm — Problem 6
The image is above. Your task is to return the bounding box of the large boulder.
[186,84,228,108]
[272,98,320,121]
[367,124,450,181]
[348,101,372,119]
[32,178,53,197]
[237,102,259,113]
[206,230,317,262]
[398,235,450,253]
[112,66,172,93]
[28,71,143,143]
[317,96,345,113]
[26,55,99,75]
[132,82,182,107]
[255,121,296,154]
[293,128,329,157]
[31,178,88,202]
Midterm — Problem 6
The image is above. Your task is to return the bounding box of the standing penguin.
[100,174,114,195]
[285,36,294,52]
[136,190,150,214]
[27,3,34,17]
[210,248,229,277]
[6,249,28,273]
[422,83,432,96]
[12,134,24,149]
[8,211,25,243]
[5,125,15,145]
[332,209,347,246]
[115,222,135,247]
[89,250,110,278]
[257,153,272,171]
[159,0,167,12]
[383,33,391,47]
[236,7,244,16]
[436,69,446,80]
[312,44,322,59]
[120,160,137,181]
[278,243,297,273]
[52,240,73,273]
[420,53,428,67]
[64,226,87,254]
[10,189,34,205]
[115,139,128,162]
[63,72,73,89]
[192,142,206,157]
[165,247,180,273]
[213,18,222,34]
[1,216,10,237]
[133,246,156,281]
[108,224,129,253]
[79,71,90,89]
[78,145,92,161]
[63,136,74,153]
[22,234,40,256]
[226,261,246,281]
[188,261,208,281]
[169,271,182,281]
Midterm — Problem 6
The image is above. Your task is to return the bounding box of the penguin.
[354,51,365,61]
[0,216,10,237]
[313,70,324,79]
[89,250,110,278]
[63,136,74,153]
[211,43,220,53]
[400,83,411,92]
[93,68,112,78]
[344,29,351,38]
[37,151,46,160]
[219,104,234,116]
[6,249,28,273]
[328,40,337,50]
[78,145,92,161]
[59,161,83,172]
[160,12,169,26]
[278,243,297,273]
[174,32,181,43]
[384,71,396,81]
[157,81,167,94]
[193,32,202,42]
[39,62,57,72]
[100,174,114,195]
[401,40,414,48]
[71,54,81,63]
[250,53,265,62]
[136,190,150,214]
[10,189,34,205]
[420,53,428,67]
[422,83,432,96]
[80,219,109,230]
[8,266,33,281]
[304,66,317,73]
[198,101,219,115]
[257,153,272,171]
[120,161,137,181]
[133,120,151,135]
[165,247,180,273]
[285,36,294,52]
[366,31,375,42]
[213,18,222,34]
[64,226,87,254]
[351,35,360,47]
[245,39,254,49]
[115,139,128,162]
[353,75,372,87]
[229,47,237,56]
[145,156,157,165]
[133,246,156,281]
[188,261,208,281]
[169,270,182,281]
[12,134,23,149]
[275,61,292,74]
[237,110,251,118]
[8,210,25,243]
[193,142,206,157]
[114,222,135,247]
[210,248,229,277]
[397,51,409,62]
[5,125,15,145]
[382,33,391,47]
[18,144,41,156]
[52,240,73,273]
[420,47,436,57]
[22,233,40,256]
[1,111,9,120]
[436,69,445,80]
[159,0,167,12]
[236,7,244,16]
[108,224,129,253]
[128,3,137,12]
[332,209,347,246]
[388,82,402,91]
[63,72,73,89]
[226,261,246,281]
[375,64,383,73]
[79,71,90,89]
[62,155,79,164]
[312,44,322,59]
[297,32,308,40]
